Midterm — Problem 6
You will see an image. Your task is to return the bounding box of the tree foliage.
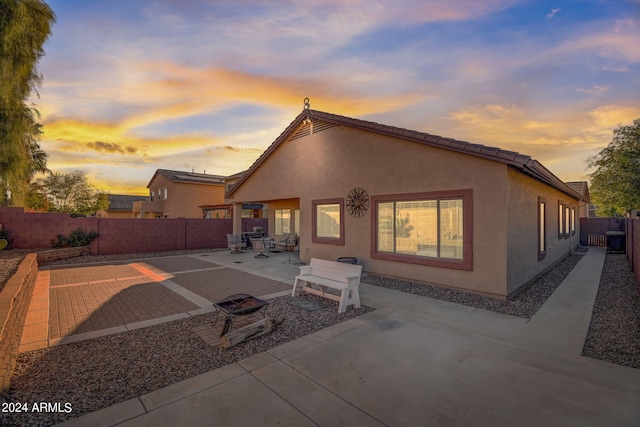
[0,0,55,206]
[38,170,107,215]
[588,119,640,216]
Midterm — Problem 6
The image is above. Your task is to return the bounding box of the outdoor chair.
[275,234,298,252]
[227,234,246,254]
[251,238,268,258]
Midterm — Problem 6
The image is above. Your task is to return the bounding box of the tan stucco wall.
[146,175,225,218]
[233,124,516,297]
[505,168,581,295]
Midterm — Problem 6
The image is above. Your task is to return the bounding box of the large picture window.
[372,190,472,270]
[312,198,345,245]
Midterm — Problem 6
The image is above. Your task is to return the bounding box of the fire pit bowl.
[213,293,269,336]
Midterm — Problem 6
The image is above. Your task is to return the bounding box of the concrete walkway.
[50,246,640,426]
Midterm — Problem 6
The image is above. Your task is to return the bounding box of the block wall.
[0,207,240,255]
[0,254,38,392]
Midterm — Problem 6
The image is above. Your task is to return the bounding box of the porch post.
[232,202,243,235]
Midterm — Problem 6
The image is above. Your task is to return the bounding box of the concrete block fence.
[0,207,267,255]
[0,254,38,392]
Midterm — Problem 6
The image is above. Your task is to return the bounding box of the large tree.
[0,0,55,206]
[588,119,640,216]
[39,170,106,215]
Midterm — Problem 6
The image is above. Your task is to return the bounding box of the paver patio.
[19,253,293,352]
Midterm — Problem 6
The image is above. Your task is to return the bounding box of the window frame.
[558,200,565,239]
[539,197,547,260]
[370,189,473,271]
[312,198,345,245]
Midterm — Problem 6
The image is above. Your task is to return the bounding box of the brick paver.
[48,277,199,339]
[171,268,290,303]
[49,264,144,287]
[21,254,293,349]
[136,256,221,274]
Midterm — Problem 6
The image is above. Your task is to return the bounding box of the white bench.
[292,258,362,313]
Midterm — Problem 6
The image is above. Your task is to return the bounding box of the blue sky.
[33,0,640,194]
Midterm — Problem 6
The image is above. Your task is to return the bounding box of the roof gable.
[147,169,226,188]
[227,110,584,201]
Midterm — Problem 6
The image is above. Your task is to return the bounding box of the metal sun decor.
[347,187,369,217]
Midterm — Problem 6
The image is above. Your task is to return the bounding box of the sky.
[31,0,640,196]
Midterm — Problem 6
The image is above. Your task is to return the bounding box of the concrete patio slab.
[20,247,639,427]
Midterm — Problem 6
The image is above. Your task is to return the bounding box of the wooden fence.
[580,217,639,292]
[579,217,625,246]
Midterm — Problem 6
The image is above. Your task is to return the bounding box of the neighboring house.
[627,209,640,219]
[133,169,226,218]
[565,182,591,218]
[96,194,149,218]
[226,109,589,299]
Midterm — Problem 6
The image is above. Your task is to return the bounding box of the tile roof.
[147,169,226,188]
[227,109,585,201]
[564,181,590,202]
[107,194,149,211]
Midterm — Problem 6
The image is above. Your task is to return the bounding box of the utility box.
[605,231,626,254]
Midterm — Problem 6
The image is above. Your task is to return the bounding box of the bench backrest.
[308,258,362,282]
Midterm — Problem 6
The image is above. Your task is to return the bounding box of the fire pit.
[213,293,269,337]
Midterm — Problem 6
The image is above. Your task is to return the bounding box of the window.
[163,187,168,199]
[294,210,300,235]
[312,198,345,245]
[372,190,472,270]
[539,197,547,260]
[275,209,290,235]
[565,206,570,238]
[558,201,564,238]
[571,207,576,235]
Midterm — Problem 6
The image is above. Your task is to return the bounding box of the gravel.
[0,247,638,426]
[365,248,588,318]
[0,250,30,294]
[1,294,372,427]
[582,254,640,368]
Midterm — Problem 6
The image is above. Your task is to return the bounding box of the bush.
[51,228,98,248]
[0,224,13,247]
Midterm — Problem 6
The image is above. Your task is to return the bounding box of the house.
[96,194,149,218]
[226,109,589,299]
[133,169,227,218]
[565,182,591,218]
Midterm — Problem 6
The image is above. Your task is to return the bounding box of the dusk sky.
[32,0,640,195]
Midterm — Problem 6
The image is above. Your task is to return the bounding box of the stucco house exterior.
[97,194,149,218]
[133,169,227,218]
[226,109,589,299]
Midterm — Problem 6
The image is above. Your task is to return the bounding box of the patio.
[5,246,640,426]
[19,249,304,351]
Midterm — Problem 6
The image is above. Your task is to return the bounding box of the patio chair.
[227,234,246,254]
[251,238,268,258]
[275,234,298,252]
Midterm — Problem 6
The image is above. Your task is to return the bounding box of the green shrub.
[51,228,99,248]
[0,225,12,246]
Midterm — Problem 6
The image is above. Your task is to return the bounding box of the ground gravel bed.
[0,294,372,427]
[365,248,588,318]
[582,254,640,368]
[0,250,30,294]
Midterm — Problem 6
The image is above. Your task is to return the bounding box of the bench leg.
[338,287,361,313]
[292,278,303,297]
